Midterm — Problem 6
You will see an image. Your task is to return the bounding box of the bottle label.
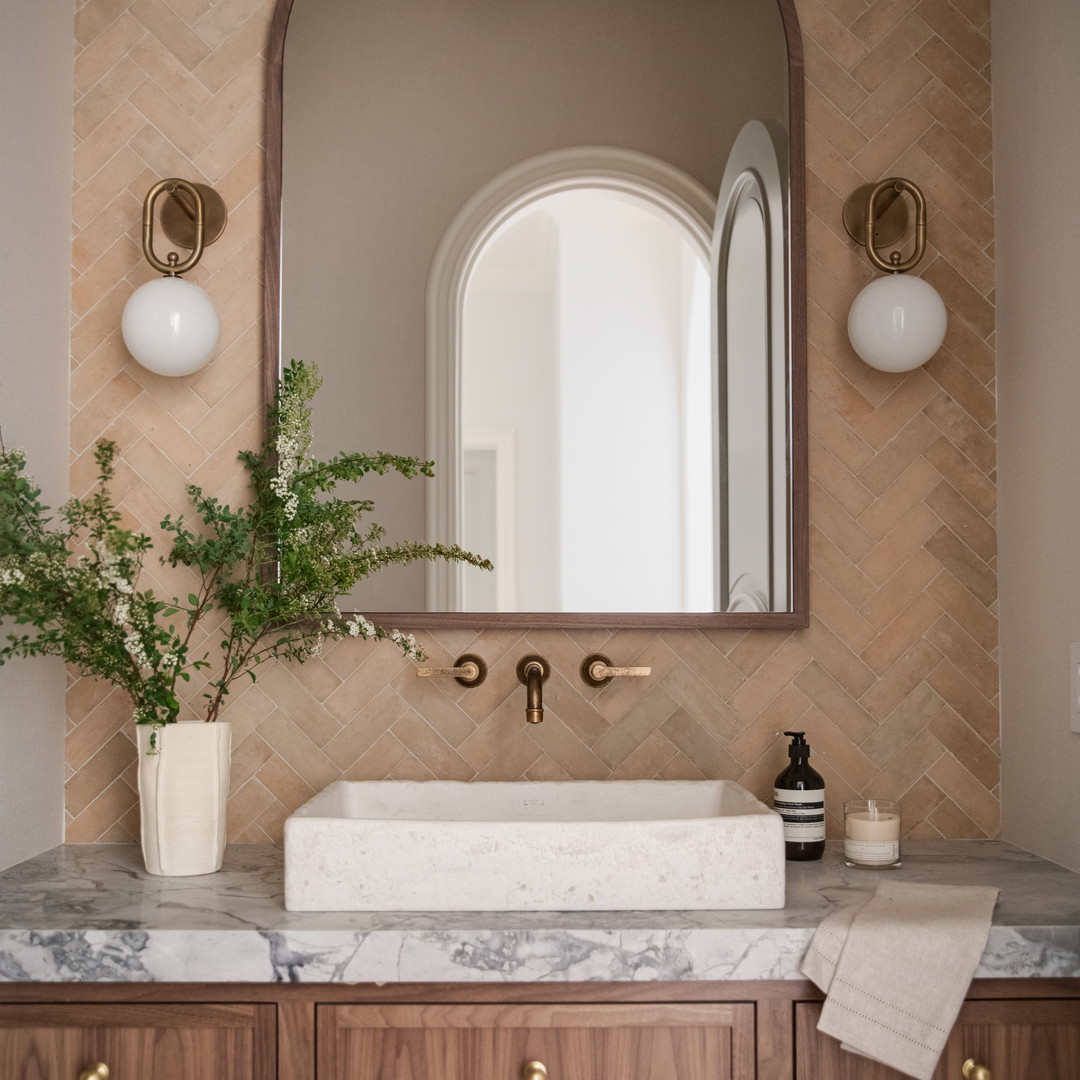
[773,787,825,842]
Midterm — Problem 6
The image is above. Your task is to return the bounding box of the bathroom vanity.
[0,841,1077,1079]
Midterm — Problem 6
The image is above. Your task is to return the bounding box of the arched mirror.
[265,0,807,629]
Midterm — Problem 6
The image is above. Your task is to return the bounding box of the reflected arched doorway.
[428,149,718,611]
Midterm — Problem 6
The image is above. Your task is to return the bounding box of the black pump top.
[784,730,811,758]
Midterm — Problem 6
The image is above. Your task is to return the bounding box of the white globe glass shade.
[847,273,947,373]
[122,275,220,377]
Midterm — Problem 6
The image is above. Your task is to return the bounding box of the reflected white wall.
[461,189,711,612]
[463,210,560,610]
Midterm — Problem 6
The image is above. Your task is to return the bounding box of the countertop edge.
[1,841,1078,984]
[1,924,1078,984]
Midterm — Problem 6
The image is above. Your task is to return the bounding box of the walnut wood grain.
[794,999,1080,1080]
[757,995,796,1080]
[0,1003,275,1080]
[320,1002,756,1080]
[279,1000,315,1080]
[1,978,1077,1005]
[1,983,1077,1079]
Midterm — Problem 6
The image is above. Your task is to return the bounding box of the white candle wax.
[845,810,901,841]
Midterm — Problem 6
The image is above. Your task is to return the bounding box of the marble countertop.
[0,841,1077,983]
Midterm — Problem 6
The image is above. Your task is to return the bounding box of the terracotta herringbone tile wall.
[66,0,998,845]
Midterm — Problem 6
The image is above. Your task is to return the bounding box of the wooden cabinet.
[0,1003,276,1080]
[795,998,1080,1080]
[318,1002,756,1080]
[1,980,1078,1080]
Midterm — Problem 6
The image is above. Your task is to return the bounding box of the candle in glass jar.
[844,799,902,868]
[846,810,901,841]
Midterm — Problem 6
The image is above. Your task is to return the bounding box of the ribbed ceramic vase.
[137,721,231,876]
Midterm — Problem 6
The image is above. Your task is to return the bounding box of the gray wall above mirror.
[265,0,808,629]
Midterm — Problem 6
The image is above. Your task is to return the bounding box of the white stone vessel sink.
[284,779,784,912]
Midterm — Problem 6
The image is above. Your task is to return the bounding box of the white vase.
[137,721,231,876]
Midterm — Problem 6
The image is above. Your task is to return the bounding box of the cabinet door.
[319,1002,756,1080]
[0,1003,276,1080]
[796,998,1080,1079]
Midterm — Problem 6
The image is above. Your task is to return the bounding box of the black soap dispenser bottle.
[774,731,825,861]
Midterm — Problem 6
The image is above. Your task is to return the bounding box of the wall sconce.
[121,179,227,377]
[842,178,946,373]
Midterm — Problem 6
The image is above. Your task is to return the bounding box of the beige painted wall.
[66,0,1000,847]
[0,2,74,870]
[995,0,1080,872]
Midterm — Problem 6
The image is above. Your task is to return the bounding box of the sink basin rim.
[284,779,785,913]
[289,777,776,825]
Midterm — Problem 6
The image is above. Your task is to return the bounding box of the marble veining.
[0,841,1076,983]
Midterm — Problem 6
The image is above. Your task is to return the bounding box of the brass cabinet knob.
[78,1066,109,1080]
[962,1059,991,1080]
[522,1062,548,1080]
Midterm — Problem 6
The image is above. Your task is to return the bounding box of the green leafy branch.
[0,360,491,729]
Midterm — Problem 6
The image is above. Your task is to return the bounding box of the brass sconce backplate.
[842,181,910,248]
[160,182,228,249]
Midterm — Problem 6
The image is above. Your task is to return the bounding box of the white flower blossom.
[346,615,376,639]
[390,628,420,659]
[123,631,150,668]
[95,541,134,595]
[270,427,305,521]
[0,568,25,586]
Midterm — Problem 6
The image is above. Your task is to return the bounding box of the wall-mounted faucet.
[414,653,487,688]
[516,654,550,723]
[580,653,652,687]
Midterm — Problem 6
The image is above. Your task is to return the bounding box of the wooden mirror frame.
[262,0,808,631]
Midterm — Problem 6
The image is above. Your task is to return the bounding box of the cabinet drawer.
[319,1002,756,1080]
[795,998,1080,1079]
[0,1003,276,1080]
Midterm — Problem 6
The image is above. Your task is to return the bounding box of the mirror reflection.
[458,182,713,612]
[276,0,805,624]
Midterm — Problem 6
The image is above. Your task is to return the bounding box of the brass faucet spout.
[516,655,550,724]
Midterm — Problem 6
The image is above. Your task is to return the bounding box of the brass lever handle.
[581,653,651,688]
[415,653,487,688]
[522,1062,548,1080]
[78,1066,109,1080]
[962,1059,991,1080]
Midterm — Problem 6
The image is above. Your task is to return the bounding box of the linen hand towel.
[800,881,999,1080]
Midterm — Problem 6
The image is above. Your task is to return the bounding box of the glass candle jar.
[844,799,902,869]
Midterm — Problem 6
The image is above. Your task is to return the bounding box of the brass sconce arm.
[842,177,928,275]
[140,178,206,276]
[860,177,927,274]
